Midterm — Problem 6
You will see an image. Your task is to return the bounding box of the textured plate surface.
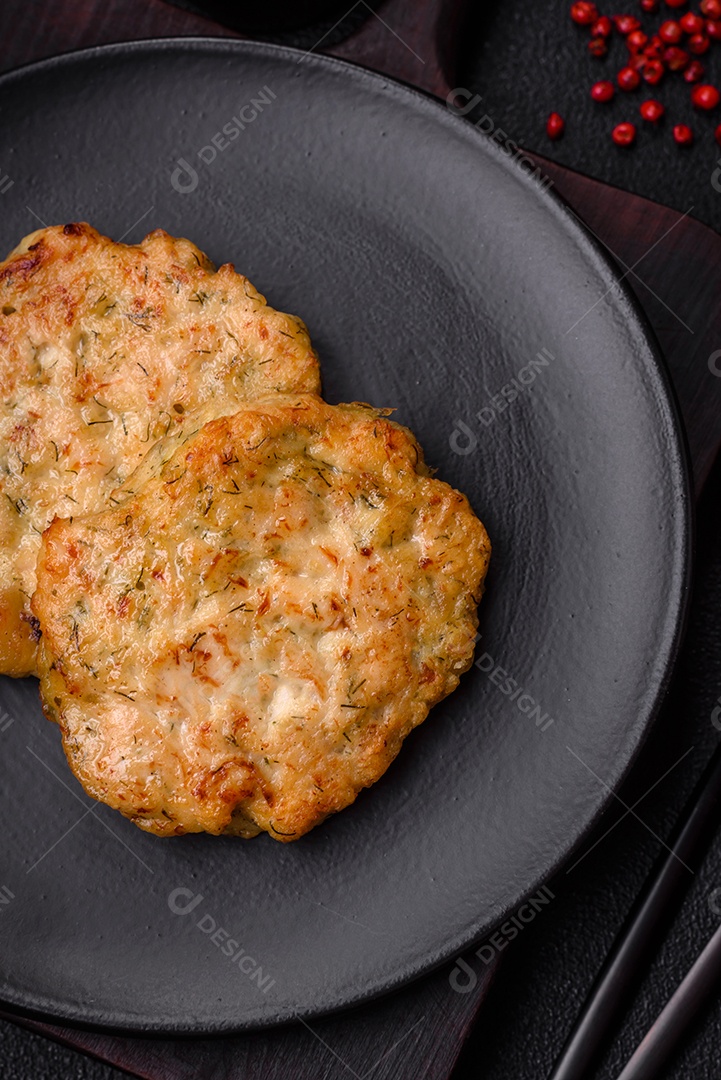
[0,39,690,1034]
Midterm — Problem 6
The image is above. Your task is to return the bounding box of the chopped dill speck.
[312,468,331,487]
[269,822,297,837]
[5,494,26,514]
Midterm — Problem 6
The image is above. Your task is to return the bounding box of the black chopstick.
[616,920,721,1079]
[548,739,721,1080]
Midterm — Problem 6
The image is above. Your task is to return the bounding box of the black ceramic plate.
[0,39,690,1034]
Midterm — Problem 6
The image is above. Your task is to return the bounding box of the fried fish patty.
[33,395,490,840]
[0,223,320,675]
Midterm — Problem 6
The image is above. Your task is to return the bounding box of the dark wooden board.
[0,957,496,1080]
[1,0,721,1078]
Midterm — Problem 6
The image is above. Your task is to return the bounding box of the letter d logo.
[168,887,204,915]
[448,957,477,994]
[712,159,721,194]
[171,158,199,194]
[449,419,478,456]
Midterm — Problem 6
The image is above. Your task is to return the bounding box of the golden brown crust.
[33,395,490,840]
[0,223,320,675]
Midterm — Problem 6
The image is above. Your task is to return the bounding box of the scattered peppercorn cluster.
[547,0,721,147]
